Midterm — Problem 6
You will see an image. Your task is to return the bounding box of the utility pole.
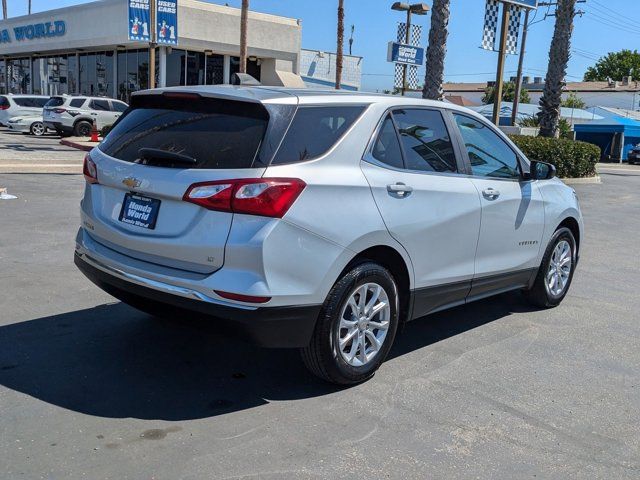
[28,0,31,15]
[348,24,354,56]
[492,4,510,126]
[511,8,530,126]
[149,0,157,89]
[2,0,7,19]
[401,8,411,96]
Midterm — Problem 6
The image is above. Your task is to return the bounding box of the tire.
[30,121,46,136]
[74,120,92,137]
[524,227,577,308]
[301,262,400,385]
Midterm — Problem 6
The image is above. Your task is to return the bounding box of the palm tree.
[538,0,577,138]
[239,0,249,74]
[422,0,450,100]
[335,0,344,89]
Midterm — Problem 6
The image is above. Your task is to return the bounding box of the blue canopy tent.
[574,116,640,163]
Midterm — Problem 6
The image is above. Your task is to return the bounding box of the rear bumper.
[74,251,321,348]
[44,121,73,133]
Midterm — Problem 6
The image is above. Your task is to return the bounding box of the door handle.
[482,188,500,200]
[387,183,413,196]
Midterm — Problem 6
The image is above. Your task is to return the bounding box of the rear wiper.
[137,148,197,165]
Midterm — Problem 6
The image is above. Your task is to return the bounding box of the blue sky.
[6,0,639,91]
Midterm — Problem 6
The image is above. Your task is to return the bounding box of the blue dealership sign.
[129,0,151,42]
[156,0,178,45]
[387,42,425,66]
[503,0,537,9]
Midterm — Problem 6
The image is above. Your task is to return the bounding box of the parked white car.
[43,95,128,137]
[6,115,49,136]
[0,94,50,126]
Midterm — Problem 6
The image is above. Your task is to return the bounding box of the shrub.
[100,125,113,137]
[509,135,600,178]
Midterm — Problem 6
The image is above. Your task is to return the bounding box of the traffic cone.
[90,120,100,142]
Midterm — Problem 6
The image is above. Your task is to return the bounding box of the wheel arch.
[340,245,413,323]
[557,216,581,252]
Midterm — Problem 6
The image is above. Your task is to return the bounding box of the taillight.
[0,105,9,110]
[53,108,66,114]
[183,178,306,218]
[83,154,98,184]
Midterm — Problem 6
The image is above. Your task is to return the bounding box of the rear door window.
[99,96,269,169]
[392,108,458,173]
[14,97,45,107]
[371,114,404,169]
[271,105,365,165]
[90,99,110,111]
[111,101,128,112]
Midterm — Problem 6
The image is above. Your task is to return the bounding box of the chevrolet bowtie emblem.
[122,177,141,189]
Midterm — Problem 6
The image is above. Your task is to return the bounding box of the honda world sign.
[387,42,425,66]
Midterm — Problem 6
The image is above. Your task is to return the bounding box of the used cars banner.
[156,0,178,45]
[129,0,151,42]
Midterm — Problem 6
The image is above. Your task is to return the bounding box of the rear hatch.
[43,96,66,123]
[85,91,293,274]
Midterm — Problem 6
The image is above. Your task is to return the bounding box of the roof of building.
[590,106,640,121]
[574,114,640,135]
[444,95,480,107]
[472,102,602,121]
[442,81,640,93]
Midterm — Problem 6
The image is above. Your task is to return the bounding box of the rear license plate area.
[119,193,161,230]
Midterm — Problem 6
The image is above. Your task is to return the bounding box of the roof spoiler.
[231,73,262,86]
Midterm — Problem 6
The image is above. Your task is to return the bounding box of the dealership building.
[0,0,303,100]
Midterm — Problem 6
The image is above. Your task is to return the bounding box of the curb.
[561,175,601,185]
[60,138,100,152]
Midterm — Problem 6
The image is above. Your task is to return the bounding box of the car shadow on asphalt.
[0,292,536,421]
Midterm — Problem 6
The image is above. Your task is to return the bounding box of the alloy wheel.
[31,122,45,136]
[337,282,391,367]
[546,240,572,296]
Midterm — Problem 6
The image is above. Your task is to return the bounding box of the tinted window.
[372,114,403,169]
[70,98,86,108]
[13,97,47,107]
[392,109,457,173]
[271,106,365,165]
[454,114,520,179]
[0,96,9,108]
[45,97,65,107]
[99,96,268,169]
[90,99,110,111]
[112,101,128,112]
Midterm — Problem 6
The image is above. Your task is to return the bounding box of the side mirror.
[530,160,556,180]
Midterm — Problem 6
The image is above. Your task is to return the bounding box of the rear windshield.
[271,105,366,165]
[45,97,65,108]
[14,97,49,108]
[99,95,269,169]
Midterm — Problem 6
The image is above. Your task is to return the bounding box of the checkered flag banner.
[394,22,422,90]
[506,4,522,55]
[481,0,499,51]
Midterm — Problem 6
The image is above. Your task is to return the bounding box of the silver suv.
[75,86,584,384]
[43,95,128,137]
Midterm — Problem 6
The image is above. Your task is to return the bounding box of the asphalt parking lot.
[0,128,84,174]
[1,165,639,478]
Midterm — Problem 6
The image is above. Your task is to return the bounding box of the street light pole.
[149,0,157,89]
[391,3,429,96]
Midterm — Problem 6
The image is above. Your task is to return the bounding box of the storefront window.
[166,48,185,87]
[67,55,78,95]
[0,59,5,94]
[205,54,224,85]
[229,56,240,83]
[116,49,150,102]
[33,56,70,96]
[186,51,205,85]
[7,58,31,94]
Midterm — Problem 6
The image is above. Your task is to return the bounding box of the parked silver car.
[6,114,49,136]
[43,95,128,137]
[75,86,584,384]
